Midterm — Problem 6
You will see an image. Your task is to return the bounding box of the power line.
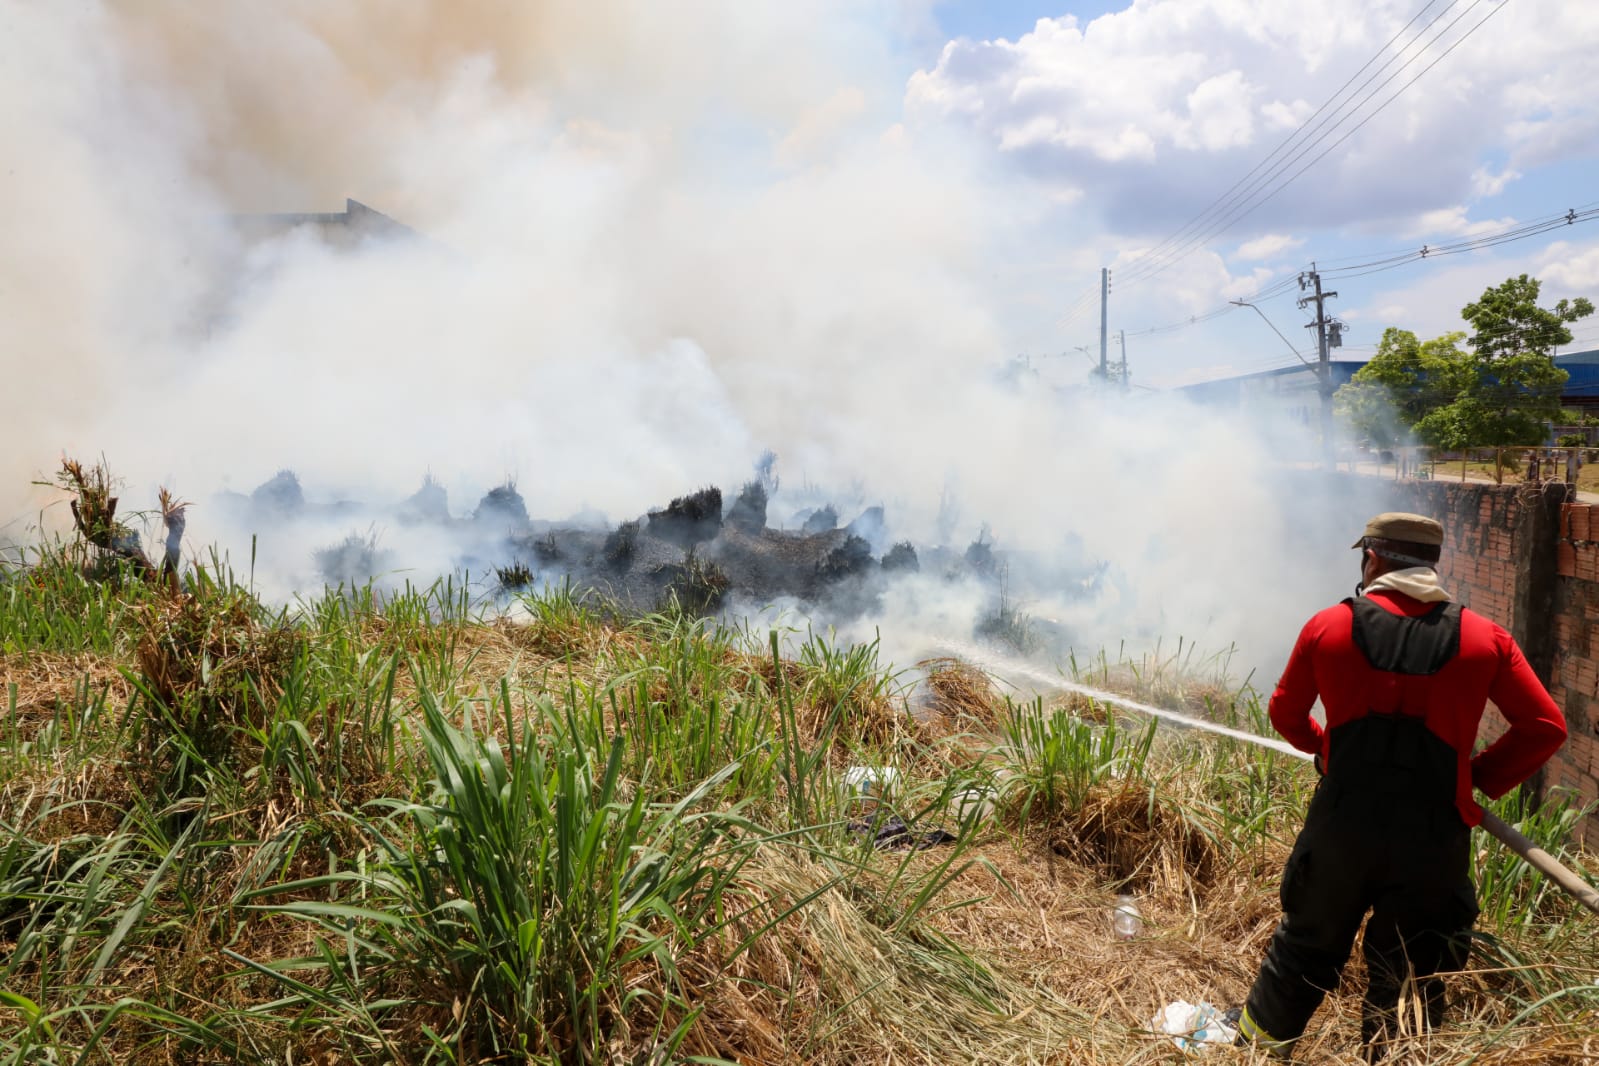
[1059,0,1463,332]
[1118,0,1507,289]
[1115,0,1468,287]
[1112,0,1459,289]
[1194,0,1510,263]
[1318,207,1599,281]
[1106,200,1599,345]
[1303,199,1599,267]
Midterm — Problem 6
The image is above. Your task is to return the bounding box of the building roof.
[1175,359,1367,400]
[232,198,416,248]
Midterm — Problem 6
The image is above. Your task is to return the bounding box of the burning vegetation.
[188,451,1080,656]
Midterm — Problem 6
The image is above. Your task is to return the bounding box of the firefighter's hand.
[1313,753,1326,776]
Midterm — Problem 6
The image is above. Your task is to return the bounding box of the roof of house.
[232,198,416,247]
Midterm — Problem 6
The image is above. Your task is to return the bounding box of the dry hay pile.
[1054,689,1112,723]
[802,682,920,758]
[134,588,299,738]
[925,840,1265,1059]
[489,604,618,663]
[1049,783,1222,892]
[0,651,133,730]
[664,848,1096,1065]
[915,657,1004,730]
[736,647,919,758]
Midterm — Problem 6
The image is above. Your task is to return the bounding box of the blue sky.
[898,0,1599,386]
[934,1,1124,44]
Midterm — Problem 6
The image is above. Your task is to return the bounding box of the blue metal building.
[1175,360,1368,422]
[1556,349,1599,411]
[1180,350,1599,416]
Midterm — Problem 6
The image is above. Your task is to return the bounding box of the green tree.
[1334,276,1591,474]
[1462,273,1593,361]
[1445,274,1590,449]
[1335,327,1470,447]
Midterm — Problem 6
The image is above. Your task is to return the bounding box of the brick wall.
[1553,500,1599,826]
[1384,478,1599,846]
[1394,481,1519,633]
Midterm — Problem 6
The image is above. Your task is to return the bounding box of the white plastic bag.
[1151,1000,1237,1053]
[840,766,899,803]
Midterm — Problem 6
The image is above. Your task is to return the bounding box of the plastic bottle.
[1112,893,1142,940]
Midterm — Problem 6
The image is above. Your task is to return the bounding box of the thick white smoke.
[2,1,1378,674]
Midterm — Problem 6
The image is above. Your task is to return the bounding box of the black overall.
[1242,599,1478,1057]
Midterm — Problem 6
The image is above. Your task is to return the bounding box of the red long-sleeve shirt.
[1269,589,1567,826]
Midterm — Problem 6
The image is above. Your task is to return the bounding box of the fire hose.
[939,643,1599,918]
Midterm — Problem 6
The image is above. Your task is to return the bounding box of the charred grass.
[1,545,1597,1065]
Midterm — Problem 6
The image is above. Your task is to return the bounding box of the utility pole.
[1099,267,1110,382]
[1299,265,1340,467]
[1117,329,1129,390]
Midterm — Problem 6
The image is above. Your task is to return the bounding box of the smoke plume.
[3,1,1377,675]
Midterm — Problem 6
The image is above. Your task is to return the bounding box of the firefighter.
[1236,512,1567,1061]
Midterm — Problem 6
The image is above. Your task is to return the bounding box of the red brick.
[1579,547,1599,583]
[1578,735,1599,778]
[1559,541,1578,577]
[1562,504,1573,540]
[1573,736,1598,778]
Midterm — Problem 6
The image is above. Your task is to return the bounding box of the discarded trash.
[949,786,995,822]
[1151,1000,1237,1053]
[841,766,900,804]
[1112,893,1143,940]
[846,814,958,852]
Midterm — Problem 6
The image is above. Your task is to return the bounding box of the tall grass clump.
[242,681,767,1063]
[998,696,1155,826]
[604,614,780,805]
[0,540,158,657]
[1477,792,1592,933]
[794,629,910,751]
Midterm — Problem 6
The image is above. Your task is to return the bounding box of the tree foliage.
[1336,328,1470,449]
[1462,273,1593,361]
[1335,274,1590,450]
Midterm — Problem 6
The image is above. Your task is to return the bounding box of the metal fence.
[1345,446,1591,487]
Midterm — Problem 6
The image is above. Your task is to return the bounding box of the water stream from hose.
[930,639,1313,762]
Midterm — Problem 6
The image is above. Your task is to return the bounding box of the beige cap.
[1351,512,1444,548]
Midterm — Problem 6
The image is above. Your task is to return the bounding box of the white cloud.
[1261,98,1313,131]
[907,12,1255,165]
[1403,206,1518,240]
[1221,266,1276,301]
[908,0,1599,235]
[1538,239,1599,292]
[1176,70,1256,152]
[1471,164,1522,198]
[1110,244,1280,321]
[1234,233,1303,261]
